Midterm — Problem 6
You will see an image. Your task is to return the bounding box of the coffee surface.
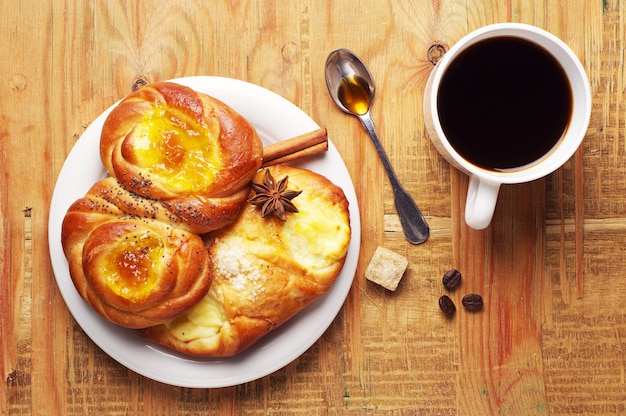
[437,36,572,171]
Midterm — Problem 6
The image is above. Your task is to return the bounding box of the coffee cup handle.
[465,175,501,230]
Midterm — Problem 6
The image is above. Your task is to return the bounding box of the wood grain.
[2,0,626,414]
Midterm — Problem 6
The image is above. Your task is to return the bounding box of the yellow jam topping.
[106,231,165,301]
[128,105,222,194]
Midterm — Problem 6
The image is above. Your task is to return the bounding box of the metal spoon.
[325,48,429,244]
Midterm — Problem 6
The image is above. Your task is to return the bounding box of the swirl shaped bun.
[61,178,212,329]
[100,81,263,232]
[141,165,351,356]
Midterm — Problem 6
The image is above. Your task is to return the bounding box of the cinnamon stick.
[262,128,328,167]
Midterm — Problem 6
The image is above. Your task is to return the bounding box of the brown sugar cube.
[365,246,408,291]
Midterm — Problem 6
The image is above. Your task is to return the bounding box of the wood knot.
[6,369,27,387]
[10,74,28,92]
[427,44,447,65]
[132,76,149,92]
[281,42,300,64]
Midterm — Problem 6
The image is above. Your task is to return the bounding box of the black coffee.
[437,36,572,171]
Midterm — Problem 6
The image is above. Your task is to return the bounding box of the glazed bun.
[141,165,351,356]
[61,178,212,329]
[99,81,263,232]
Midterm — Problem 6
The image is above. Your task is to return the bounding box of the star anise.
[248,169,302,221]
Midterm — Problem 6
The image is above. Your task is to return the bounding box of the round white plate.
[48,76,361,388]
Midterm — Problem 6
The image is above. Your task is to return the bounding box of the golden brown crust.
[99,81,263,232]
[83,177,249,235]
[141,165,351,356]
[61,178,212,329]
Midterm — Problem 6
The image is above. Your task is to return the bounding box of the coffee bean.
[442,269,462,291]
[462,294,483,312]
[438,295,456,316]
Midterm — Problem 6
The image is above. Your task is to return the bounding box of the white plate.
[48,76,361,388]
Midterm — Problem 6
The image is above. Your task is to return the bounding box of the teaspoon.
[325,48,429,244]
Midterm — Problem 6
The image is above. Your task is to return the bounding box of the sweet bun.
[61,178,212,329]
[99,81,263,232]
[141,165,351,356]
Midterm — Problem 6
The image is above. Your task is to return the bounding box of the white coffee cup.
[423,23,591,230]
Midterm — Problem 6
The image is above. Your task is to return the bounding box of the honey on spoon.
[337,74,371,115]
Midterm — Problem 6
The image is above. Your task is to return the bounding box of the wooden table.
[2,1,624,414]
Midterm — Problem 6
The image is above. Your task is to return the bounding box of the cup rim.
[428,23,592,184]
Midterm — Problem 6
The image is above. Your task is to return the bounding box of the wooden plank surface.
[2,0,625,414]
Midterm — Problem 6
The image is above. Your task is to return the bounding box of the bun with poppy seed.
[61,178,212,329]
[99,81,263,233]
